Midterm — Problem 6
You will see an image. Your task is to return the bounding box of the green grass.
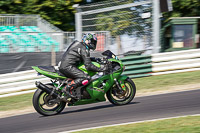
[74,115,200,133]
[0,93,33,111]
[133,70,200,91]
[1,70,200,112]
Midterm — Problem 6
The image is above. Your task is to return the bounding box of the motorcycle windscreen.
[102,50,119,60]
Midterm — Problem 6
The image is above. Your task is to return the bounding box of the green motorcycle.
[32,50,136,116]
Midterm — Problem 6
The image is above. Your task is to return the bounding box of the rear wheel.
[106,78,136,105]
[32,84,66,116]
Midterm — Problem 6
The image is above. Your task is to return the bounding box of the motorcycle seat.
[38,66,66,77]
[38,66,56,73]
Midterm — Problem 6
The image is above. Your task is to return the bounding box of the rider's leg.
[63,77,90,98]
[59,66,90,98]
[63,78,88,97]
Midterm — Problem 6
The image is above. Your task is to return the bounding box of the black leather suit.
[59,40,106,91]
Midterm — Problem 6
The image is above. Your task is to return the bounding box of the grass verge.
[0,93,33,111]
[1,70,200,112]
[133,70,200,93]
[73,115,200,133]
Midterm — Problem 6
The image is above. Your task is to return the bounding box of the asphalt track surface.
[1,89,200,133]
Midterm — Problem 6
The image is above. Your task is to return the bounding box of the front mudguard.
[117,75,129,91]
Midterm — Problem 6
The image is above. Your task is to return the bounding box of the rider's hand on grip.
[102,57,108,64]
[96,58,102,63]
[90,57,102,63]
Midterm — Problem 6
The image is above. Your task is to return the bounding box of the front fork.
[117,75,128,91]
[114,79,124,93]
[114,75,128,94]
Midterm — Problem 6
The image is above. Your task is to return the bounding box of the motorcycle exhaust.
[35,81,59,98]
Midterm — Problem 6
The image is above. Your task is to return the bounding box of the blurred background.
[0,0,200,97]
[0,0,200,74]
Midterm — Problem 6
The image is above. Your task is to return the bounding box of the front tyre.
[106,78,136,105]
[32,84,66,116]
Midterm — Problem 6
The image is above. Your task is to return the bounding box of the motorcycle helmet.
[82,33,97,50]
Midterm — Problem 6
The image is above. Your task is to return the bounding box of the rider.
[58,33,108,99]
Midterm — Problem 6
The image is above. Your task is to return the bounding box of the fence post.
[152,0,160,53]
[75,12,82,41]
[16,15,19,28]
[51,44,56,66]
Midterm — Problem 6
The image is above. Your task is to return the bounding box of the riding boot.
[62,80,77,99]
[62,78,89,101]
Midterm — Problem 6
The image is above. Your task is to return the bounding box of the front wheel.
[32,84,66,116]
[106,78,136,105]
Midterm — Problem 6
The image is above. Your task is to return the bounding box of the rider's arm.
[81,48,107,72]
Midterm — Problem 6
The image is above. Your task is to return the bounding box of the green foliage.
[0,0,83,31]
[95,1,152,37]
[163,0,200,22]
[96,10,133,36]
[0,0,199,31]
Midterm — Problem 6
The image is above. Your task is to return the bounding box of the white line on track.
[59,114,200,133]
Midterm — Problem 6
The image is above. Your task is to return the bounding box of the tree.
[0,0,83,31]
[163,0,200,22]
[93,1,152,54]
[95,10,135,54]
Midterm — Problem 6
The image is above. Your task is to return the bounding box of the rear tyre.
[106,78,136,105]
[32,84,66,116]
